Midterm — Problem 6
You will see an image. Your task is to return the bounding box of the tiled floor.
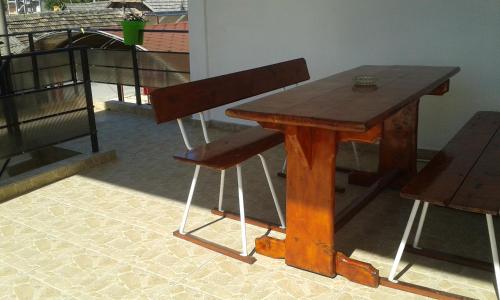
[0,109,498,299]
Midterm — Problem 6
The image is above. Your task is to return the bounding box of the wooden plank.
[401,111,500,205]
[451,127,500,215]
[211,208,286,234]
[379,278,473,300]
[227,65,460,132]
[274,172,347,193]
[174,127,283,170]
[283,126,337,277]
[173,230,257,264]
[151,58,310,123]
[335,252,379,288]
[255,236,285,259]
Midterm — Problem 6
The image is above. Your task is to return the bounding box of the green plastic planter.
[122,20,146,45]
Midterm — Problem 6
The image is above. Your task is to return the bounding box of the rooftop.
[0,107,495,299]
[6,9,124,34]
[104,22,189,52]
[64,1,113,12]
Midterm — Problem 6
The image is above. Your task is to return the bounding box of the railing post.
[0,58,22,148]
[131,45,142,105]
[80,48,99,153]
[66,30,78,84]
[28,33,40,89]
[117,84,124,101]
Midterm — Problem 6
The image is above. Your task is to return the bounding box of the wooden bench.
[388,111,500,296]
[150,58,310,263]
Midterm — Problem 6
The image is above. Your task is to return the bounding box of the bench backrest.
[150,58,309,123]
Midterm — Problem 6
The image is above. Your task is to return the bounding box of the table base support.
[255,236,285,259]
[336,252,379,287]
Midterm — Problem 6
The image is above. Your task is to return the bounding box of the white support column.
[0,0,10,55]
[389,200,421,282]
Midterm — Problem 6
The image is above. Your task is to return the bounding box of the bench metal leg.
[236,164,248,256]
[351,142,361,170]
[218,170,225,211]
[179,165,201,234]
[278,158,287,177]
[258,154,286,228]
[389,200,421,282]
[413,202,429,249]
[486,214,500,294]
[281,159,287,174]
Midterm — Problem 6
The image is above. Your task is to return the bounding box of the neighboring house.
[63,0,188,24]
[7,0,41,15]
[107,0,187,23]
[142,0,187,16]
[64,1,112,12]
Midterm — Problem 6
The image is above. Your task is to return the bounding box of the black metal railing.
[0,28,190,105]
[0,47,98,163]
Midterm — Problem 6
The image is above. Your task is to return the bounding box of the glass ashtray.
[353,75,378,87]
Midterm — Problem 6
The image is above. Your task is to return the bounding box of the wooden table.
[226,65,460,288]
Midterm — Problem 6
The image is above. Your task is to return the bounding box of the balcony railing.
[0,27,190,105]
[0,47,98,172]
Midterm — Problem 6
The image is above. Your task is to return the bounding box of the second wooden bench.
[388,111,500,296]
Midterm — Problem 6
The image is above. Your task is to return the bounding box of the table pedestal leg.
[255,125,380,286]
[284,126,338,276]
[350,99,420,186]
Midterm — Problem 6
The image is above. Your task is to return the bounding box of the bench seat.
[174,127,283,170]
[401,111,500,215]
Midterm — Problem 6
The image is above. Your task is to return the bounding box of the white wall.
[189,0,500,150]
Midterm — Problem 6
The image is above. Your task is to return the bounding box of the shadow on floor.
[60,110,497,287]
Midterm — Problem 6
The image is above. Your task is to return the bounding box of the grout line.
[0,256,79,300]
[0,212,212,287]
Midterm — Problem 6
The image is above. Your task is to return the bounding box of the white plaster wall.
[189,0,500,149]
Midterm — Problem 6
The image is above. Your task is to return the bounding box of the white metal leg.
[236,164,248,256]
[218,170,225,211]
[389,200,421,282]
[413,202,429,249]
[179,165,201,234]
[351,142,361,170]
[486,214,500,294]
[258,154,286,228]
[281,158,287,175]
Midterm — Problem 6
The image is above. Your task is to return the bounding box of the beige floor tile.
[0,110,496,299]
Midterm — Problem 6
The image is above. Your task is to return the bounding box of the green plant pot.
[122,20,146,45]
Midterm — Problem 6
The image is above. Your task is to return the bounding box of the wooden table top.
[226,65,460,132]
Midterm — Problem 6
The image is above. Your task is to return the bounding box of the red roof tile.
[105,22,189,53]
